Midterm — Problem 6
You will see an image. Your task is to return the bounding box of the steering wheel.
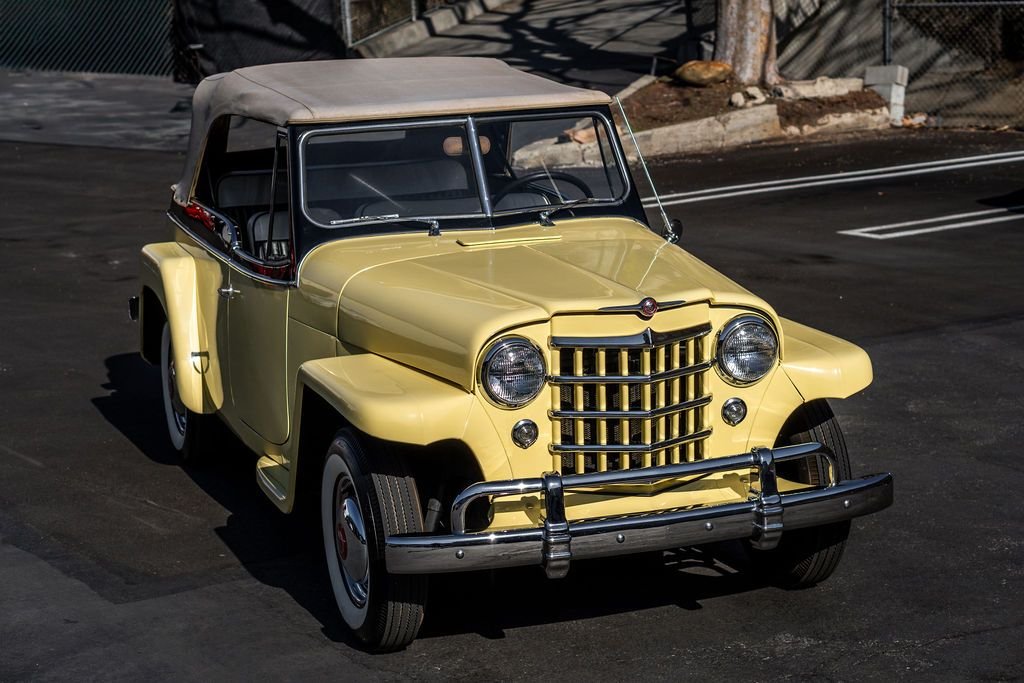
[492,170,594,204]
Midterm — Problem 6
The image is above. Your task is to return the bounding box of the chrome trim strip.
[384,442,894,575]
[549,394,712,420]
[550,323,712,350]
[559,449,747,487]
[167,211,294,287]
[549,428,713,455]
[598,299,686,314]
[549,360,714,385]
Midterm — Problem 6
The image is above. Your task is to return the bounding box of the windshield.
[477,114,627,213]
[302,123,484,227]
[300,112,629,231]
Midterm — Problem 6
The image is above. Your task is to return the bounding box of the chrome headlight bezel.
[479,336,547,409]
[715,314,779,386]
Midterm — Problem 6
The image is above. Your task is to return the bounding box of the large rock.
[674,60,733,87]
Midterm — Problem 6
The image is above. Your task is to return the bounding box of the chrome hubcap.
[334,477,369,607]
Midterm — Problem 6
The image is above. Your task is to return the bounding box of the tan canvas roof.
[175,58,611,203]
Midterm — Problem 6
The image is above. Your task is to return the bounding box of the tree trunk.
[714,0,780,85]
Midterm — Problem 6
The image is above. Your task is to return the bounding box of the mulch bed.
[620,78,888,132]
[619,78,741,132]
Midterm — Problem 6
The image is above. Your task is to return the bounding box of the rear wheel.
[321,429,427,651]
[160,322,214,462]
[748,400,852,587]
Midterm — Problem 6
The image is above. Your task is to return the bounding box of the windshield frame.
[295,107,633,234]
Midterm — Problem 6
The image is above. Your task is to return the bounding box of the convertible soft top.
[175,58,610,204]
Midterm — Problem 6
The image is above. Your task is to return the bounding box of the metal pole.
[341,0,353,50]
[411,0,418,21]
[883,0,893,65]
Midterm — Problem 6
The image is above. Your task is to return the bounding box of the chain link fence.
[886,0,1024,127]
[0,0,174,76]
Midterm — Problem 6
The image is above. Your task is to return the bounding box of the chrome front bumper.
[385,443,893,578]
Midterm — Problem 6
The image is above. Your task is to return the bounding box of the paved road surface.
[392,0,699,94]
[1,130,1022,680]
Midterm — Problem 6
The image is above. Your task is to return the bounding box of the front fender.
[298,354,514,477]
[140,242,225,413]
[779,318,873,401]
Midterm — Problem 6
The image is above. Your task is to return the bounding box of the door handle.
[218,285,240,299]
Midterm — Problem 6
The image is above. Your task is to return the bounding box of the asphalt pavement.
[1,129,1023,680]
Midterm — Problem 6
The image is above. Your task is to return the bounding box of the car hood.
[297,217,772,390]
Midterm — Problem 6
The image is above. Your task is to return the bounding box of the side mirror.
[665,218,682,244]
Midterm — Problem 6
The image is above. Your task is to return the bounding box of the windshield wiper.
[329,213,399,226]
[538,198,601,227]
[329,214,440,236]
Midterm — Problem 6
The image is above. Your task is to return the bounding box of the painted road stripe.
[838,206,1024,240]
[641,150,1024,207]
[647,149,1024,201]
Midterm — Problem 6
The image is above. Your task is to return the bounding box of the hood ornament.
[599,298,685,319]
[639,297,659,319]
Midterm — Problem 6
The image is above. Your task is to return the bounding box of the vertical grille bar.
[670,341,681,464]
[692,335,708,458]
[619,348,629,471]
[573,348,585,474]
[597,349,608,472]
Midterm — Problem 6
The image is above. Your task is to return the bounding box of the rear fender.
[139,242,225,413]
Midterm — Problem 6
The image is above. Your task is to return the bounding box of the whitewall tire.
[320,429,427,651]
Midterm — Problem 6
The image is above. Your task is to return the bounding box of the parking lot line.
[642,150,1024,207]
[838,206,1024,240]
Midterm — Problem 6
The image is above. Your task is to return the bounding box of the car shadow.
[978,187,1024,212]
[419,544,767,641]
[94,352,770,646]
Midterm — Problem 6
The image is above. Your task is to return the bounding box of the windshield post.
[614,96,674,239]
[466,116,493,217]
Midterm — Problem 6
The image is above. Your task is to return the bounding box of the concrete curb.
[783,107,891,138]
[514,105,784,168]
[356,0,512,58]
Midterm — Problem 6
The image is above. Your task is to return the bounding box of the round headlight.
[480,337,546,408]
[717,316,778,385]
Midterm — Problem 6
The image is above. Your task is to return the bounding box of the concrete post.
[865,64,909,124]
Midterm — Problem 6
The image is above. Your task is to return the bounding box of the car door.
[224,128,293,444]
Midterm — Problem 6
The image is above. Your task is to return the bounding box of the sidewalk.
[392,0,698,95]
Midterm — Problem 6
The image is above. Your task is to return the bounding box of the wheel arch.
[140,285,166,365]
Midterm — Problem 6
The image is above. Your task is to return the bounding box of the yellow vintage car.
[133,57,892,651]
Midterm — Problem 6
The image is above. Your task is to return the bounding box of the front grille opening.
[551,323,713,475]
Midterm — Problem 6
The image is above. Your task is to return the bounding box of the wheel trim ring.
[333,475,370,608]
[166,355,187,436]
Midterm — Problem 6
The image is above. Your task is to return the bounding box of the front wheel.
[748,400,852,587]
[321,429,427,651]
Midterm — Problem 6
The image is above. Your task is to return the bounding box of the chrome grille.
[549,324,713,475]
